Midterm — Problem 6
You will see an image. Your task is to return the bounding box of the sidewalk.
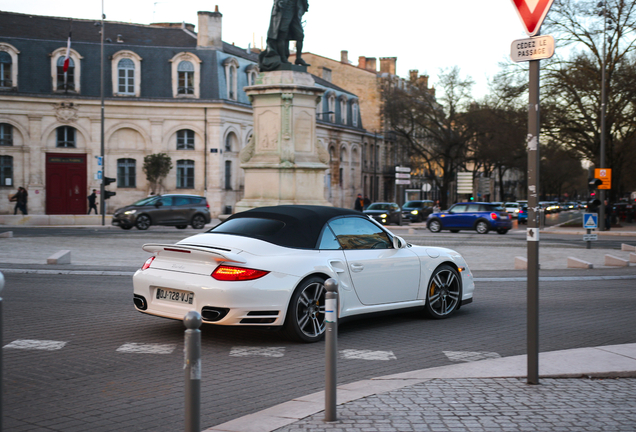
[207,344,636,432]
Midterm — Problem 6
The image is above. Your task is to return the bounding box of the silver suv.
[112,194,211,230]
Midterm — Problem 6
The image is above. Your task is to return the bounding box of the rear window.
[210,218,285,238]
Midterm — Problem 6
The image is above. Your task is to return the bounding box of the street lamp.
[597,1,612,230]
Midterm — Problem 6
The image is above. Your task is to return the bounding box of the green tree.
[143,153,173,194]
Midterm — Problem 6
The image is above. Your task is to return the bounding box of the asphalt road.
[3,271,636,432]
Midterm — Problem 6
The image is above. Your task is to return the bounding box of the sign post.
[510,0,554,386]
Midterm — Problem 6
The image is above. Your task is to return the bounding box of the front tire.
[135,215,151,230]
[425,265,461,319]
[283,277,326,343]
[428,219,442,233]
[475,221,489,234]
[120,225,133,230]
[191,214,206,230]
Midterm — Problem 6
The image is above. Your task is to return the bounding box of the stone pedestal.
[235,70,331,213]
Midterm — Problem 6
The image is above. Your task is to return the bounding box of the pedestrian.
[354,194,364,211]
[87,189,98,214]
[604,199,612,231]
[12,186,28,215]
[433,200,441,213]
[363,196,371,210]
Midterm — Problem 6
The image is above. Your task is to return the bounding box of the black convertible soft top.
[210,205,365,249]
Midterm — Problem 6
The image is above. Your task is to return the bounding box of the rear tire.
[283,277,326,343]
[497,229,509,234]
[120,225,133,230]
[176,225,187,229]
[475,221,489,234]
[191,214,206,230]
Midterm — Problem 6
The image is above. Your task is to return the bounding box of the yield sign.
[510,0,555,36]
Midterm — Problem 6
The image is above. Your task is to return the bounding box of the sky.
[0,0,533,99]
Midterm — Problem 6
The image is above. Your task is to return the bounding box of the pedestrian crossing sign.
[583,213,598,229]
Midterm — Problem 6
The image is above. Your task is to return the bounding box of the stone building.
[299,50,430,205]
[0,9,365,216]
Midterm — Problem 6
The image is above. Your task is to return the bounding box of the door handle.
[350,263,364,272]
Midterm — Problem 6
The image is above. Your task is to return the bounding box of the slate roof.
[0,11,197,47]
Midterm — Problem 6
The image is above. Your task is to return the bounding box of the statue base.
[235,70,331,213]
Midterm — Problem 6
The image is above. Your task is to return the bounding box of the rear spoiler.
[142,243,246,264]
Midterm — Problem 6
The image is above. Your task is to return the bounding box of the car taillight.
[212,265,269,281]
[141,256,155,270]
[490,212,498,219]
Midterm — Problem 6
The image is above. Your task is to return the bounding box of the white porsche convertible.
[133,205,475,342]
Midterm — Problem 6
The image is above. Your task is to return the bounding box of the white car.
[504,202,520,218]
[133,205,475,342]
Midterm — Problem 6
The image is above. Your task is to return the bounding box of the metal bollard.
[1,271,5,432]
[184,310,202,432]
[324,278,338,422]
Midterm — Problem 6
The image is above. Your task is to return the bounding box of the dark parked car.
[402,200,434,223]
[426,202,513,234]
[364,202,402,225]
[112,194,211,230]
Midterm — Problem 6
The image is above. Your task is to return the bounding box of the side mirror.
[155,200,163,207]
[392,235,406,249]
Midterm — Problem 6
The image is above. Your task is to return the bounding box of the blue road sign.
[583,213,598,229]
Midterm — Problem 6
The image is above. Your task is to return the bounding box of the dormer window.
[246,64,259,86]
[178,61,194,95]
[112,51,142,97]
[56,56,75,91]
[0,51,12,88]
[339,96,348,125]
[170,53,201,98]
[223,57,240,101]
[51,47,82,93]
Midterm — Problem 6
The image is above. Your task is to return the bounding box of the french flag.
[63,31,72,73]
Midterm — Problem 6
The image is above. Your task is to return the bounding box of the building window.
[339,97,347,125]
[176,159,194,189]
[56,56,75,91]
[0,155,12,187]
[117,58,135,95]
[177,129,195,150]
[223,57,240,101]
[117,158,136,188]
[50,47,81,93]
[56,126,76,148]
[328,95,336,122]
[0,52,12,88]
[246,65,259,86]
[352,102,359,127]
[225,132,238,152]
[0,123,12,146]
[178,61,194,95]
[224,160,232,190]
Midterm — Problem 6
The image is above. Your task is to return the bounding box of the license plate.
[155,288,194,304]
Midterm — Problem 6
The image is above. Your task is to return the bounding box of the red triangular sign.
[511,0,555,36]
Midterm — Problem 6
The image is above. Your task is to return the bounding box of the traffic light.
[587,196,601,212]
[588,178,602,190]
[103,176,116,199]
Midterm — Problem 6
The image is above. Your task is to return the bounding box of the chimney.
[341,50,348,64]
[380,57,397,75]
[197,7,223,49]
[365,57,377,72]
[358,56,366,69]
[409,69,418,82]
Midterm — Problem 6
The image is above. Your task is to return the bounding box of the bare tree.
[383,67,475,208]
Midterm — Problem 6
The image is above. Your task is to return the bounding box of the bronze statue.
[259,0,310,71]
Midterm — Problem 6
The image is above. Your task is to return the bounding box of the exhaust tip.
[134,294,148,310]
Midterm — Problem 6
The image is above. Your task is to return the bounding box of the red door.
[45,153,87,215]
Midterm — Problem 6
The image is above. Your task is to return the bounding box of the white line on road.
[3,339,68,351]
[229,347,286,357]
[340,349,397,361]
[444,351,502,362]
[116,343,177,354]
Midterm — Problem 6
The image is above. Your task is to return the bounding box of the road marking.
[340,349,397,361]
[229,347,286,358]
[116,343,176,354]
[3,339,68,351]
[444,351,501,362]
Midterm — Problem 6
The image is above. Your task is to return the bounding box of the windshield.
[131,196,160,206]
[367,203,391,211]
[404,201,425,209]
